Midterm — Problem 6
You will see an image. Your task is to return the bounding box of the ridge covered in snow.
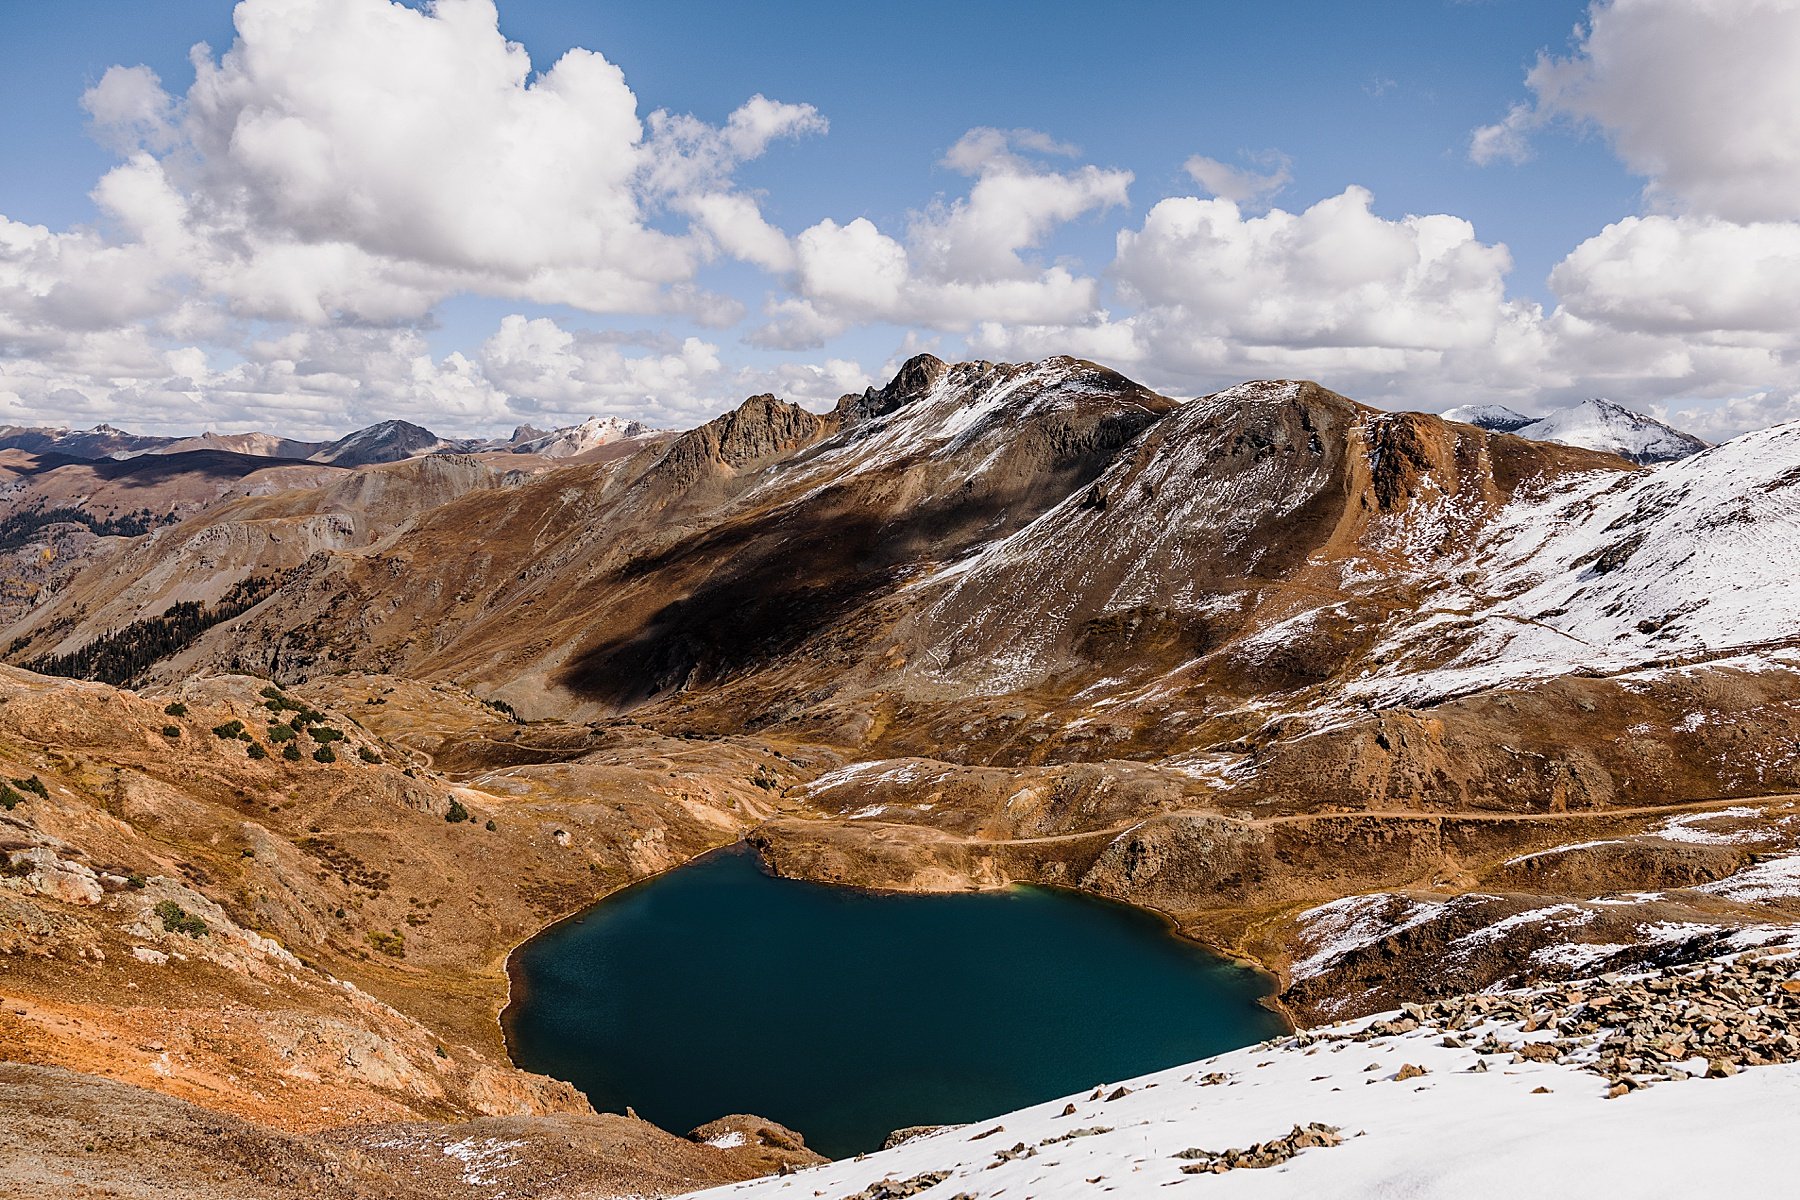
[1355,419,1800,702]
[1514,398,1708,465]
[1442,398,1708,464]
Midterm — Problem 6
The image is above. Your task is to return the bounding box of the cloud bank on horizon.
[2,0,1799,441]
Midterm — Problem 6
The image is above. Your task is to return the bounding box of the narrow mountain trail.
[806,791,1800,850]
[1248,792,1800,827]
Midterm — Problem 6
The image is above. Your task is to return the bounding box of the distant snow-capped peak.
[1441,403,1532,433]
[1442,398,1707,464]
[1515,398,1708,465]
[504,415,660,457]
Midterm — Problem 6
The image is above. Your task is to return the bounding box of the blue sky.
[1,0,1797,439]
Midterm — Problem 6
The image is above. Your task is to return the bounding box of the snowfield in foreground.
[696,955,1800,1200]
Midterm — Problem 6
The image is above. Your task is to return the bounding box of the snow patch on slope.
[1289,893,1455,982]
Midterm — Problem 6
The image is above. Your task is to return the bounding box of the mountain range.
[4,394,1703,470]
[0,412,664,469]
[1,355,1795,1196]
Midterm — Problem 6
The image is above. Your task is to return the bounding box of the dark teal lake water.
[504,845,1284,1159]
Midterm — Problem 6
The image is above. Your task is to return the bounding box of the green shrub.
[356,745,381,764]
[126,872,146,889]
[282,743,302,762]
[11,776,48,799]
[211,719,245,739]
[313,745,336,764]
[246,742,268,760]
[445,798,470,823]
[260,688,324,724]
[268,723,294,742]
[308,726,344,743]
[484,819,497,832]
[367,930,405,958]
[0,784,24,811]
[160,725,182,738]
[163,701,187,717]
[153,899,208,938]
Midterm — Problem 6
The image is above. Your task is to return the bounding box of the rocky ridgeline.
[1301,950,1800,1097]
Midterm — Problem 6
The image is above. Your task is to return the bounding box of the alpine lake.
[505,844,1286,1159]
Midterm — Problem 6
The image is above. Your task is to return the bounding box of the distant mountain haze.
[0,413,669,468]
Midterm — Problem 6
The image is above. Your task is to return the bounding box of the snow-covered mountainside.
[501,414,660,457]
[699,953,1800,1200]
[1514,398,1708,464]
[1441,402,1532,432]
[1357,419,1800,702]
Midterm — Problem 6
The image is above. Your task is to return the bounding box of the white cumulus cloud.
[0,0,838,435]
[759,127,1128,347]
[1472,0,1800,220]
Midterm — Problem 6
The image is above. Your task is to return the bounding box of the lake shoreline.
[503,835,1289,1158]
[501,832,1295,1075]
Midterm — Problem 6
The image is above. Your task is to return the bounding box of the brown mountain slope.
[0,666,816,1117]
[14,358,1617,735]
[37,355,1174,713]
[0,455,529,671]
[0,1063,818,1200]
